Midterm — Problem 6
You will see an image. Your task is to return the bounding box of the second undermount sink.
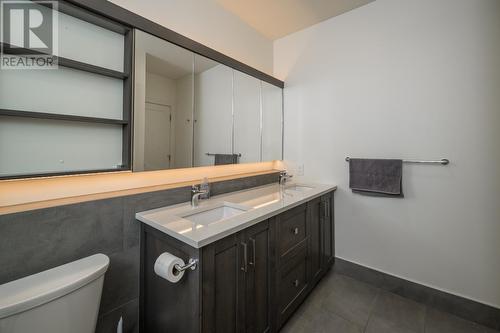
[284,184,314,192]
[179,202,249,225]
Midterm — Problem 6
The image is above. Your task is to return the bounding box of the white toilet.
[0,254,110,333]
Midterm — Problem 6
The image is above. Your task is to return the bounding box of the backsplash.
[0,172,279,333]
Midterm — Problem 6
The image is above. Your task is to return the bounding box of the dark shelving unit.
[0,109,129,125]
[0,3,133,180]
[0,43,129,79]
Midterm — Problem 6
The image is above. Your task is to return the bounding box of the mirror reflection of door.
[134,30,194,172]
[144,102,171,170]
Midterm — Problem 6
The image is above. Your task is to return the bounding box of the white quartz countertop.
[136,182,337,248]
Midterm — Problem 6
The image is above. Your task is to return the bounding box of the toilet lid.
[0,254,109,319]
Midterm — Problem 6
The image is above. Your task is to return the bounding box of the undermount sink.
[242,193,281,209]
[179,202,248,225]
[285,185,314,192]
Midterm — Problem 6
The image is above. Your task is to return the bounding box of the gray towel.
[214,154,239,165]
[349,158,403,197]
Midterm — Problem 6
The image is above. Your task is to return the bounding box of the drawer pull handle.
[293,279,300,287]
[292,227,299,235]
[249,238,256,266]
[241,242,248,272]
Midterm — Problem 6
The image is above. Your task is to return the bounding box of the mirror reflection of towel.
[214,154,239,165]
[349,158,403,197]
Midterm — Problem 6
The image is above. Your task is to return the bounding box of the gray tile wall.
[0,172,279,333]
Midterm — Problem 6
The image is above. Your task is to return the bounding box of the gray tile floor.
[281,271,499,333]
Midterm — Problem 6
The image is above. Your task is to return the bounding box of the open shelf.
[0,167,129,180]
[58,57,129,79]
[0,43,129,79]
[0,109,128,125]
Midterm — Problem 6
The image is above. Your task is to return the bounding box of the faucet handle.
[280,170,293,178]
[192,184,201,192]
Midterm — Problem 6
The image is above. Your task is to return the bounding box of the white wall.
[145,72,175,106]
[109,0,273,75]
[274,0,500,308]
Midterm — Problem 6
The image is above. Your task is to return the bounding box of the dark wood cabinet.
[276,240,308,327]
[140,189,335,333]
[321,193,335,269]
[307,197,323,285]
[274,203,309,327]
[140,226,202,333]
[242,221,272,333]
[202,233,245,333]
[307,193,335,287]
[202,220,272,333]
[276,204,307,262]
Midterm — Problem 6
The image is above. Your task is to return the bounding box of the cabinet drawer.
[277,204,307,257]
[277,244,308,325]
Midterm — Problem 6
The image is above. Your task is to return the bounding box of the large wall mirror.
[133,30,283,172]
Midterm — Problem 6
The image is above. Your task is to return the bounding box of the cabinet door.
[202,234,246,333]
[193,57,233,167]
[233,71,261,163]
[321,193,335,269]
[244,221,272,333]
[261,81,283,161]
[307,197,323,285]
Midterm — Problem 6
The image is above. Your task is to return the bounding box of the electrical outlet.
[297,164,304,176]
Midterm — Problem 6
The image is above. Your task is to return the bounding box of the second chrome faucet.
[279,170,293,186]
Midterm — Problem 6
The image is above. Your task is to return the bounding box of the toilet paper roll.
[154,252,185,283]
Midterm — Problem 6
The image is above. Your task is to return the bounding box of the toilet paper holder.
[174,258,198,273]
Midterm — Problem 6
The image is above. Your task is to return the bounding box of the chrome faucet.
[279,170,293,186]
[191,186,207,207]
[191,179,210,207]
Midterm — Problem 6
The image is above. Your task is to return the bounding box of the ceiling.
[141,29,219,80]
[215,0,375,40]
[146,53,219,79]
[146,54,190,79]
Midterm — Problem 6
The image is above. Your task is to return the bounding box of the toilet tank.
[0,254,110,333]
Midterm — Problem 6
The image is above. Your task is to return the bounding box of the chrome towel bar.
[206,152,242,157]
[345,157,450,165]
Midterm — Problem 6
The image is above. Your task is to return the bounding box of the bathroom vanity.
[136,182,336,333]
